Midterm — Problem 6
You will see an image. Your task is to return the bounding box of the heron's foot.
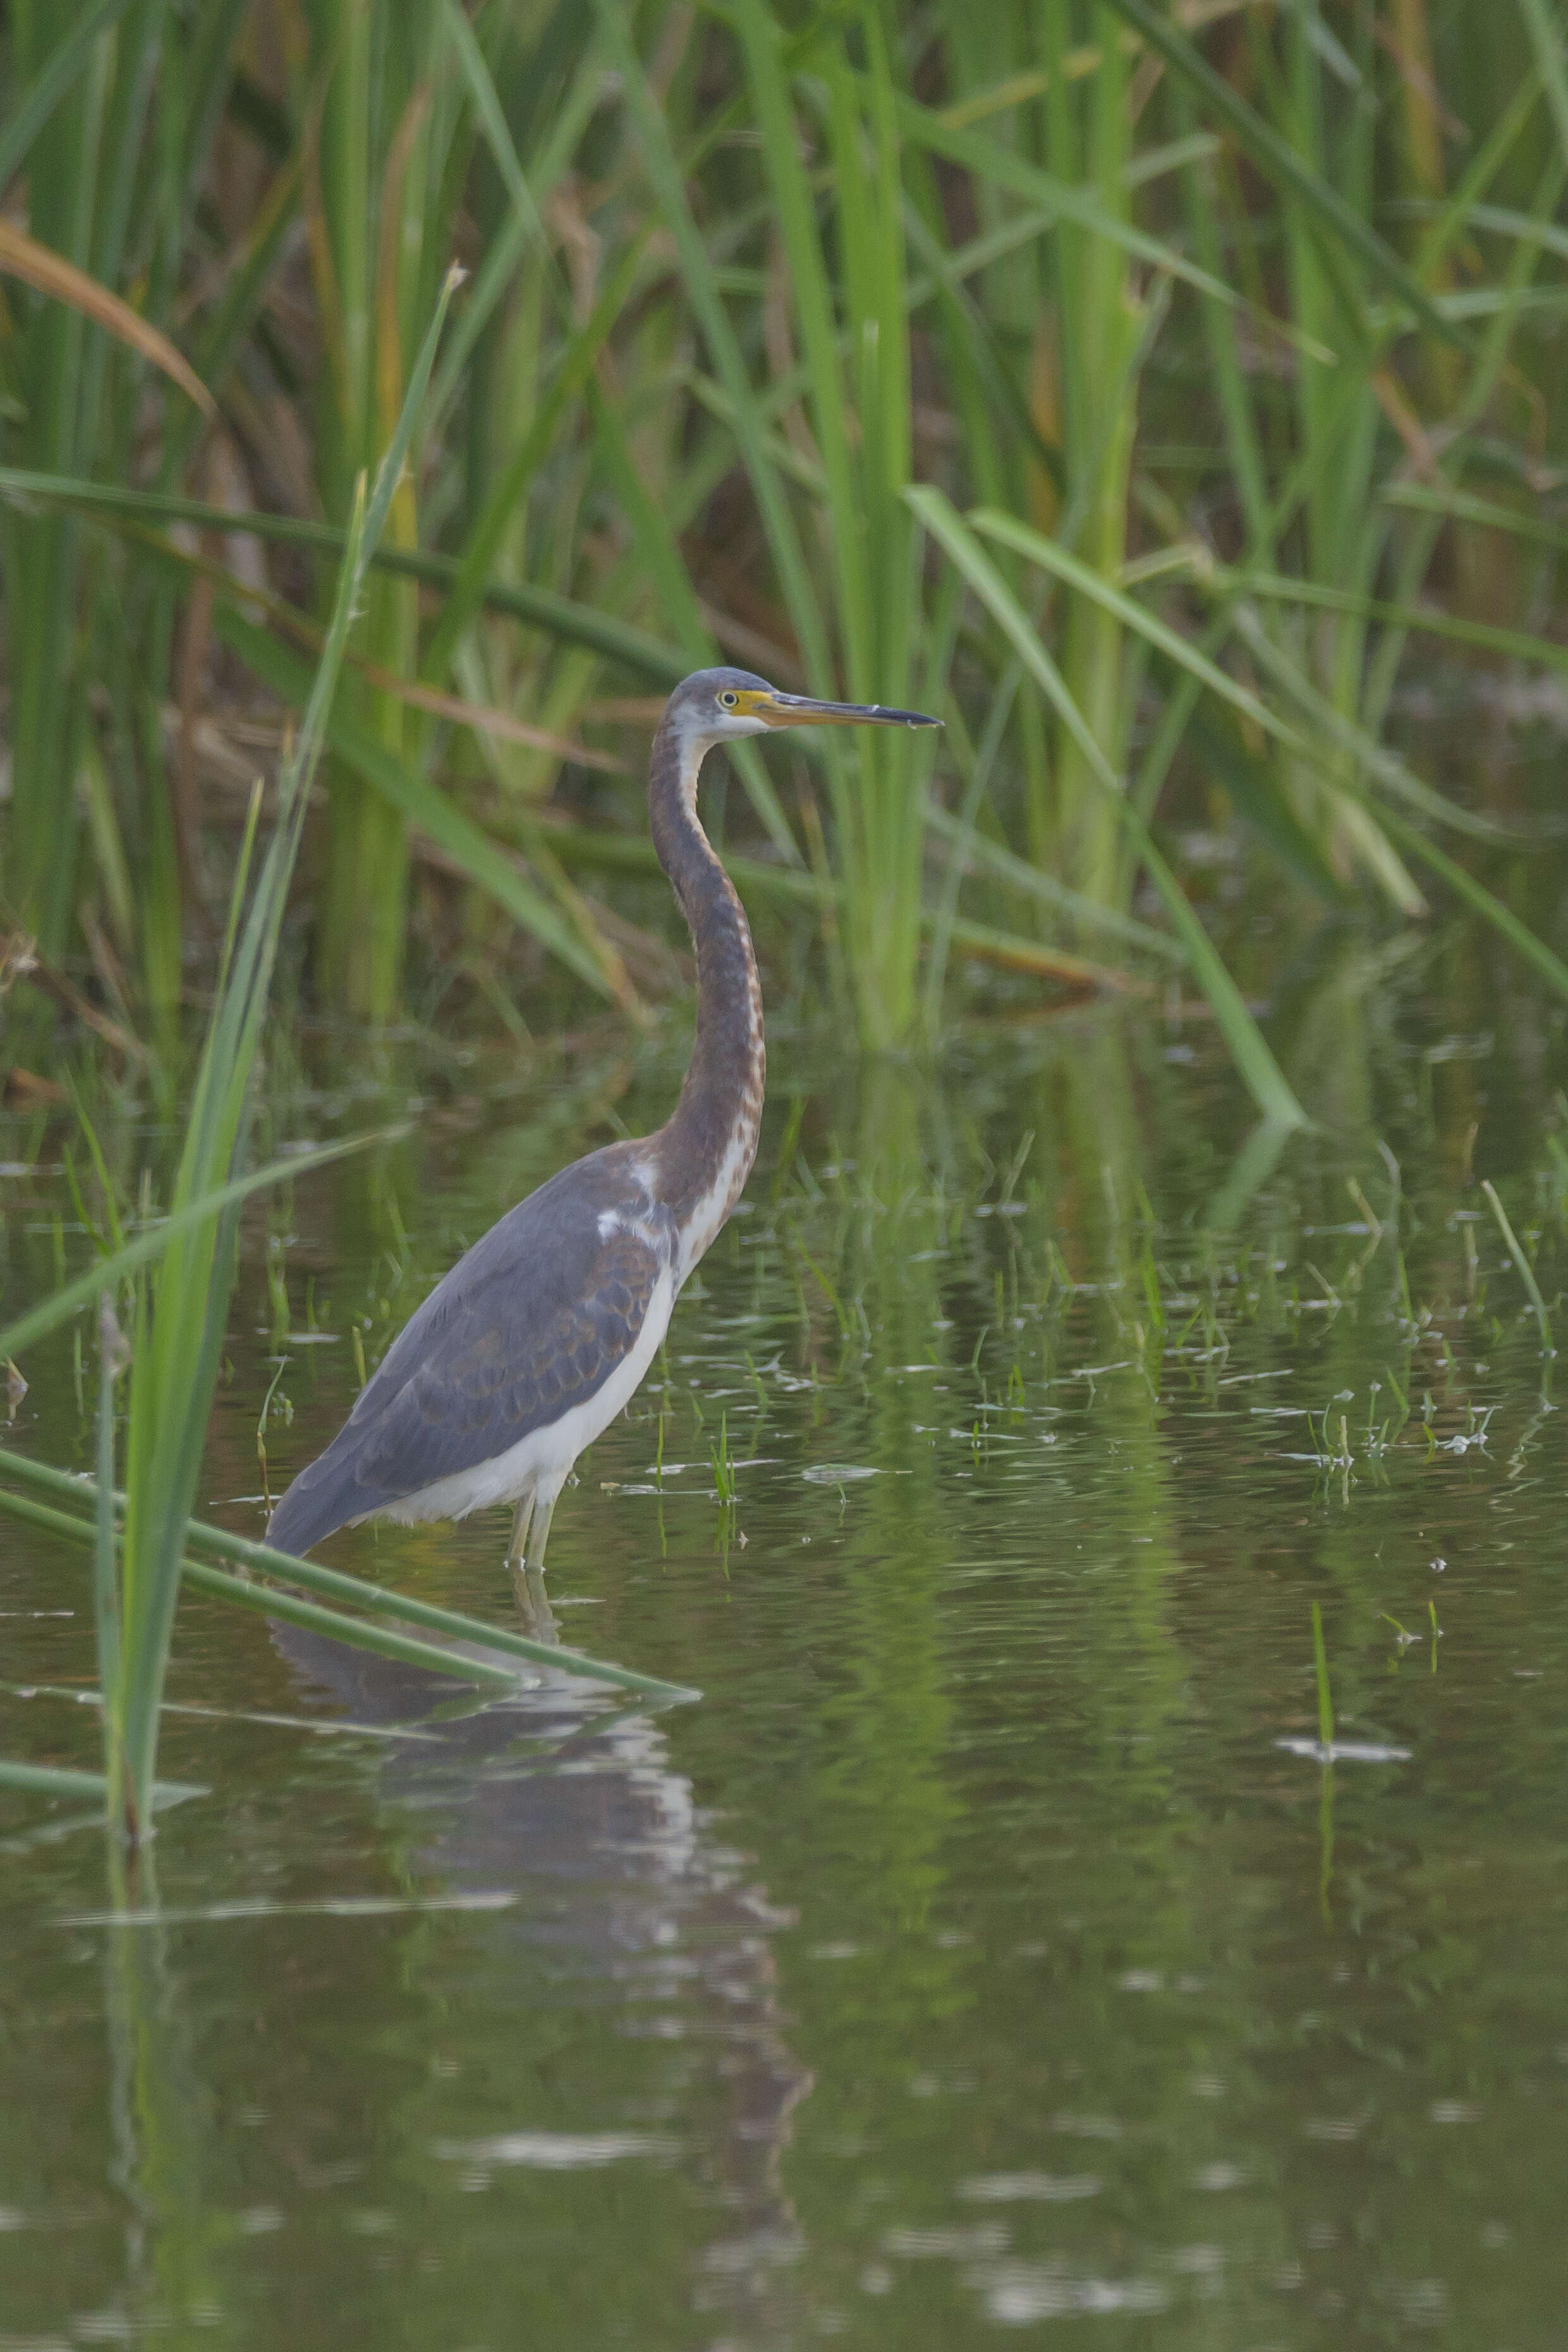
[510,1559,559,1645]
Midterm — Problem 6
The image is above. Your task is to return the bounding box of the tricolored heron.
[267,669,939,1604]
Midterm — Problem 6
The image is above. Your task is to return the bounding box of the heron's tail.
[265,1445,367,1559]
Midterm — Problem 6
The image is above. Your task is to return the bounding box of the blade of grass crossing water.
[0,1482,519,1693]
[0,1759,200,1807]
[0,1133,394,1365]
[0,1454,696,1703]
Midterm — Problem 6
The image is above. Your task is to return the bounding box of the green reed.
[726,0,935,1046]
[2,1,1567,1090]
[298,0,470,1018]
[103,500,375,1832]
[0,278,452,1835]
[0,0,236,1029]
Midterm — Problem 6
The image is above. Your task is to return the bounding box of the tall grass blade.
[1222,602,1520,847]
[909,486,1306,1129]
[94,1297,128,1814]
[0,0,138,192]
[425,21,612,430]
[593,0,829,679]
[210,606,633,1005]
[1227,571,1568,683]
[894,87,1279,327]
[107,271,461,1834]
[923,802,1184,962]
[1518,0,1568,163]
[1100,0,1462,347]
[969,509,1302,752]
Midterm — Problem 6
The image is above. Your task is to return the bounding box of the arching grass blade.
[0,1132,393,1363]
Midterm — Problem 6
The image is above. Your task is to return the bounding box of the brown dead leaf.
[2,1067,66,1107]
[0,219,214,416]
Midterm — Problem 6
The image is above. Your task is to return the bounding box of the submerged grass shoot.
[1311,1602,1335,1753]
[1481,1178,1555,1358]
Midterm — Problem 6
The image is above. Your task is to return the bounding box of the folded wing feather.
[267,1149,674,1557]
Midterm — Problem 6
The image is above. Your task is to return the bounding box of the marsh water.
[3,946,1568,2348]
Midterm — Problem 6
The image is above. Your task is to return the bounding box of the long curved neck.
[646,710,765,1264]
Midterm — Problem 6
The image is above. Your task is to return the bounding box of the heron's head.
[667,666,940,753]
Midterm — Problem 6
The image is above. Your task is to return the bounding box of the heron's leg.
[511,1480,563,1643]
[506,1490,538,1629]
[526,1483,560,1578]
[505,1491,535,1575]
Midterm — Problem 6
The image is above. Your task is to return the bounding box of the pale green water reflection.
[3,977,1568,2347]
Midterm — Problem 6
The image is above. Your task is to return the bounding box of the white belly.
[379,1269,676,1527]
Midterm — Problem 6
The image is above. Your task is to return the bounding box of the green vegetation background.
[2,0,1566,1106]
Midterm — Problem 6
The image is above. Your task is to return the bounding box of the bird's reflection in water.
[272,1616,813,2333]
[510,1559,557,1643]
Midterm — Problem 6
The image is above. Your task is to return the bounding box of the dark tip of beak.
[767,694,942,729]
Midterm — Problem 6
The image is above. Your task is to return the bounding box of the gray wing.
[267,1150,673,1556]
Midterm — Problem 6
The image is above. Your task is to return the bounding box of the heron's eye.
[719,690,739,709]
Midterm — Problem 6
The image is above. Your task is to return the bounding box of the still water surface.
[3,985,1567,2346]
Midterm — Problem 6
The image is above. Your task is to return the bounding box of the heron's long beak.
[745,689,940,730]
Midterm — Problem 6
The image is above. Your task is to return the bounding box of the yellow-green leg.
[506,1484,561,1645]
[506,1492,535,1575]
[526,1485,559,1576]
